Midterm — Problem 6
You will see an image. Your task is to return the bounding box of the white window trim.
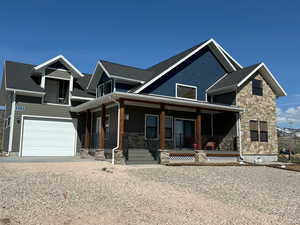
[144,114,159,140]
[175,83,197,100]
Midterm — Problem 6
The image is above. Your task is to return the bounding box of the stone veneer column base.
[159,150,170,164]
[194,150,207,162]
[95,149,106,161]
[242,154,278,163]
[114,150,125,165]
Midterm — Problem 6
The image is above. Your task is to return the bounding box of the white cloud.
[277,105,300,128]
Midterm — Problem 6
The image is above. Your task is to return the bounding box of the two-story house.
[0,39,286,164]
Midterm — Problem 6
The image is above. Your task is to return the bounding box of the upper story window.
[96,80,114,98]
[252,79,263,96]
[176,83,197,100]
[44,78,69,105]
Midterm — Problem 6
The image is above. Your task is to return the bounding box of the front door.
[175,119,195,149]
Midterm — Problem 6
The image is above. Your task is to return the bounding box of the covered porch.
[71,92,243,164]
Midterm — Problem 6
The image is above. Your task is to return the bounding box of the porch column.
[196,108,202,150]
[84,110,91,149]
[159,104,169,164]
[118,99,125,151]
[99,104,106,150]
[159,104,166,150]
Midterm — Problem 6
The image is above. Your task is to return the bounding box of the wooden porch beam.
[159,104,166,150]
[196,108,202,150]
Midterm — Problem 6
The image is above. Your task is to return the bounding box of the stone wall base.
[242,154,278,163]
[114,150,125,165]
[194,150,207,162]
[7,152,18,157]
[159,150,170,164]
[95,149,106,161]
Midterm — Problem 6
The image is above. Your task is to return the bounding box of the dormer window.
[176,83,197,100]
[97,80,114,98]
[44,78,70,105]
[252,79,263,96]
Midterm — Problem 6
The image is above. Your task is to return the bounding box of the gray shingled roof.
[207,63,261,94]
[147,40,209,76]
[100,60,154,82]
[4,61,94,98]
[5,61,44,92]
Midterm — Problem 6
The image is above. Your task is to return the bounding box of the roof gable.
[133,39,239,93]
[34,55,84,77]
[207,63,287,97]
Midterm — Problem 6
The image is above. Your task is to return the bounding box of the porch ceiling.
[70,92,244,113]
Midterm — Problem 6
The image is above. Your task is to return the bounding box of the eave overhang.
[70,92,244,113]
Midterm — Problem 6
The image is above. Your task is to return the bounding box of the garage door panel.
[22,118,76,157]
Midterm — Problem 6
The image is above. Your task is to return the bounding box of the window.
[105,115,110,137]
[5,116,11,128]
[250,120,259,141]
[96,84,104,98]
[44,78,69,104]
[259,121,268,142]
[104,80,113,95]
[145,115,158,139]
[252,79,263,96]
[165,116,173,139]
[250,120,268,142]
[96,80,114,98]
[176,84,197,100]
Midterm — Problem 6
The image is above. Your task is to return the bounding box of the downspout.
[8,90,16,154]
[109,96,120,166]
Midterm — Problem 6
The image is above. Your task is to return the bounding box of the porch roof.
[70,92,244,113]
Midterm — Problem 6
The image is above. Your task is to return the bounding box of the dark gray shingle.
[207,63,261,93]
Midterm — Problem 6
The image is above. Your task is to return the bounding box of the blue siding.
[142,47,227,100]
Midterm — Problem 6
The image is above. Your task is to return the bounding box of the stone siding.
[236,73,278,155]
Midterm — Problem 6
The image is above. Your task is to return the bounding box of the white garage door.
[21,118,77,156]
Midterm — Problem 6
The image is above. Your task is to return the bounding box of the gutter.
[70,92,244,113]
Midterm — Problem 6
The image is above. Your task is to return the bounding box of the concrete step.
[129,154,155,159]
[207,157,239,163]
[127,160,158,165]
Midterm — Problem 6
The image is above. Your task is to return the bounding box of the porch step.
[127,149,158,164]
[127,160,158,165]
[207,156,239,163]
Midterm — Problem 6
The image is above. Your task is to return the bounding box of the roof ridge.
[100,60,149,71]
[146,39,210,72]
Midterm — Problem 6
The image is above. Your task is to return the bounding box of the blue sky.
[0,0,299,127]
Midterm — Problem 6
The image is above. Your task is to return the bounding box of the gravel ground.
[0,162,299,225]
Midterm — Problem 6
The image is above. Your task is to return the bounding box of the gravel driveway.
[0,162,299,225]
